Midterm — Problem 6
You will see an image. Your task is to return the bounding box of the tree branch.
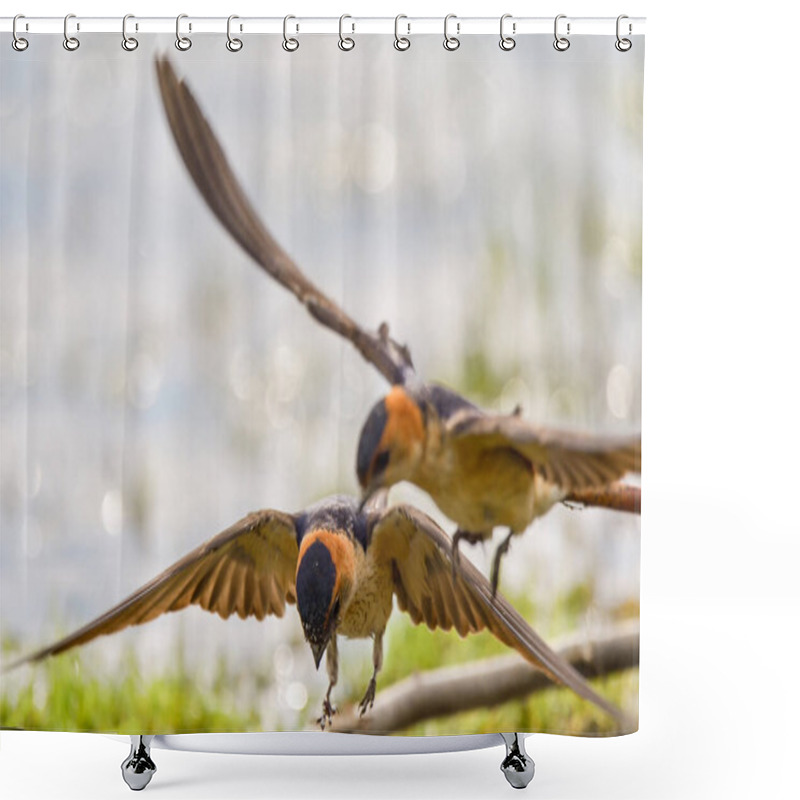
[331,621,639,734]
[566,482,641,514]
[155,57,414,387]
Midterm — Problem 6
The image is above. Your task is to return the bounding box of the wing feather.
[230,562,247,620]
[369,505,625,722]
[207,558,234,615]
[252,575,267,621]
[154,57,411,387]
[240,568,255,619]
[3,510,299,671]
[450,414,640,491]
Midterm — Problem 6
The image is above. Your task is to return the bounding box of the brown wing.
[154,57,412,386]
[3,510,299,671]
[368,505,624,722]
[449,412,640,491]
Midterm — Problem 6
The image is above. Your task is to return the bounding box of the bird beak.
[358,487,376,513]
[360,485,390,514]
[310,641,327,671]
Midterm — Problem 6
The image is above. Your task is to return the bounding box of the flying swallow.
[152,59,640,594]
[357,384,641,593]
[2,495,624,728]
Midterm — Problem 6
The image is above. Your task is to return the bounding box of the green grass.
[0,648,261,734]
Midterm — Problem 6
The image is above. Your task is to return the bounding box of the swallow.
[357,383,641,593]
[2,495,624,728]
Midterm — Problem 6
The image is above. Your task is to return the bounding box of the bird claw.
[451,529,484,580]
[317,698,338,730]
[490,531,514,598]
[358,677,377,717]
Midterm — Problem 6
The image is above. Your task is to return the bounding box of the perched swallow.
[357,384,641,593]
[2,495,624,728]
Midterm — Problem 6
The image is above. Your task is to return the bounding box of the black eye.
[372,450,390,477]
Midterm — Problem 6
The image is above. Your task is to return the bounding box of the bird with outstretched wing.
[3,495,626,730]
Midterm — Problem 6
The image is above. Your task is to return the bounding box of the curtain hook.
[499,14,516,51]
[12,14,29,51]
[63,13,80,51]
[443,14,460,51]
[175,14,192,51]
[553,14,570,52]
[122,14,139,52]
[394,14,410,51]
[226,15,243,52]
[615,15,632,52]
[283,15,299,52]
[338,14,355,51]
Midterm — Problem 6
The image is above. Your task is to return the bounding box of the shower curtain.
[0,22,643,738]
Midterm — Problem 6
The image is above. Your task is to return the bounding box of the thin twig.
[565,482,641,514]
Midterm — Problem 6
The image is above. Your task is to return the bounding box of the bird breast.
[418,437,565,534]
[336,544,394,639]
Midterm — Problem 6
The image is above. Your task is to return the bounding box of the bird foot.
[358,677,377,717]
[490,531,514,598]
[451,529,484,579]
[317,698,338,730]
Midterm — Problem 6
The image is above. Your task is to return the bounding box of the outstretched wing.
[3,510,299,671]
[155,56,412,386]
[448,412,641,491]
[368,505,625,722]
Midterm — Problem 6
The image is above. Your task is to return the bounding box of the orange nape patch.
[380,386,425,453]
[297,528,356,604]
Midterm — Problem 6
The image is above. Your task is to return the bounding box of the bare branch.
[566,482,641,514]
[331,621,639,733]
[155,57,414,386]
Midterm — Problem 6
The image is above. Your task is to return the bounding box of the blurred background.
[0,33,642,734]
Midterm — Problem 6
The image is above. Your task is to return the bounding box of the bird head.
[356,386,426,505]
[295,530,355,669]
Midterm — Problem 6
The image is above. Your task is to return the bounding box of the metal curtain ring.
[283,15,299,52]
[122,14,139,51]
[63,13,80,51]
[338,14,355,51]
[615,14,632,51]
[394,14,410,51]
[175,14,192,51]
[227,15,243,52]
[443,14,460,51]
[499,14,516,51]
[12,14,29,51]
[553,14,570,51]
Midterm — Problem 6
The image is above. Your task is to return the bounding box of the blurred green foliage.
[0,648,260,734]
